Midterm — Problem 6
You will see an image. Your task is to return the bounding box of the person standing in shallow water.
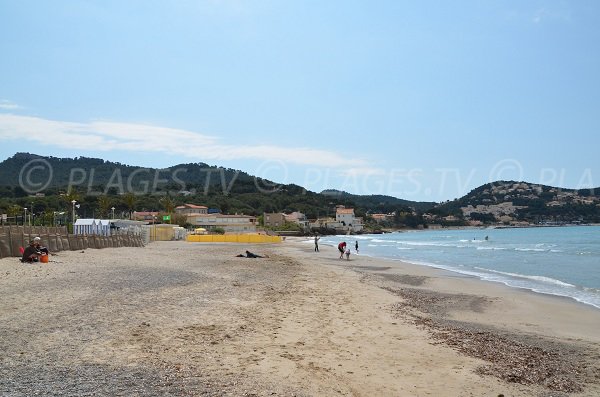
[314,235,320,252]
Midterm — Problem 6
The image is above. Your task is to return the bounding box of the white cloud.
[0,100,21,110]
[339,167,387,177]
[532,5,571,24]
[0,113,370,170]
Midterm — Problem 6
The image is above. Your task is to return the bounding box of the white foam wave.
[474,267,576,288]
[374,256,600,310]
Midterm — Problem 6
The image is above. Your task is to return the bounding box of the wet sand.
[1,239,599,396]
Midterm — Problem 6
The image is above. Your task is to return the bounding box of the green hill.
[428,181,600,225]
[0,153,432,222]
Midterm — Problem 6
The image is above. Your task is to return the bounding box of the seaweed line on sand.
[382,286,600,394]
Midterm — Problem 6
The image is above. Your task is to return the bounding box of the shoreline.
[2,240,599,396]
[283,238,600,393]
[284,241,600,395]
[365,251,600,311]
[313,226,600,311]
[286,237,600,340]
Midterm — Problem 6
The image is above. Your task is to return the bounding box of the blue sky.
[1,0,599,202]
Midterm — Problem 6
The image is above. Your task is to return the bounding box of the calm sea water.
[318,226,600,309]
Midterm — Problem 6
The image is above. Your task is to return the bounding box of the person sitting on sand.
[33,236,49,255]
[21,240,42,263]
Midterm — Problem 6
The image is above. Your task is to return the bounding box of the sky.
[1,0,599,202]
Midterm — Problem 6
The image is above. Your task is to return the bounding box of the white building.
[74,219,96,235]
[74,219,112,236]
[335,207,364,233]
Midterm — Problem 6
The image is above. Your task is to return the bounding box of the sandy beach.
[1,239,599,397]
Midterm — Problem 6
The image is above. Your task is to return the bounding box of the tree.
[160,195,175,213]
[123,192,136,219]
[97,195,112,218]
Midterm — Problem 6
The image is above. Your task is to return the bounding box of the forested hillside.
[0,153,429,224]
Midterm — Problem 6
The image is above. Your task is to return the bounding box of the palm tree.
[65,187,80,205]
[160,195,175,224]
[98,195,111,218]
[124,192,136,219]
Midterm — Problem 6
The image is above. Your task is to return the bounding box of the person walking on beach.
[355,240,359,253]
[314,234,320,252]
[338,241,347,259]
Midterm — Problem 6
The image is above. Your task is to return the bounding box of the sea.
[317,226,600,309]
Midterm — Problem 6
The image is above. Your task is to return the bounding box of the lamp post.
[30,202,34,226]
[71,200,77,230]
[111,207,115,219]
[24,207,27,226]
[153,215,157,242]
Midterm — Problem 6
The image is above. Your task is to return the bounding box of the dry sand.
[1,238,599,396]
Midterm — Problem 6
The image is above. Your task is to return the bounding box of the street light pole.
[153,215,157,242]
[111,207,115,219]
[71,200,77,232]
[24,207,27,226]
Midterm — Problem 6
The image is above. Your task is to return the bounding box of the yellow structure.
[186,233,282,243]
[150,224,187,241]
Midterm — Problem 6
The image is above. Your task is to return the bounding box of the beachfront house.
[284,212,309,230]
[175,203,208,216]
[187,213,257,234]
[263,212,309,229]
[335,207,364,233]
[263,213,286,228]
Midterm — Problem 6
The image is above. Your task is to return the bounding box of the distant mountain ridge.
[0,153,429,215]
[1,153,598,224]
[321,189,435,212]
[431,181,600,225]
[0,152,252,192]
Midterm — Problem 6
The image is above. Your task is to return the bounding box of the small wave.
[371,239,392,243]
[383,259,600,309]
[395,241,469,248]
[515,248,546,252]
[476,246,507,251]
[474,267,576,288]
[583,286,600,294]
